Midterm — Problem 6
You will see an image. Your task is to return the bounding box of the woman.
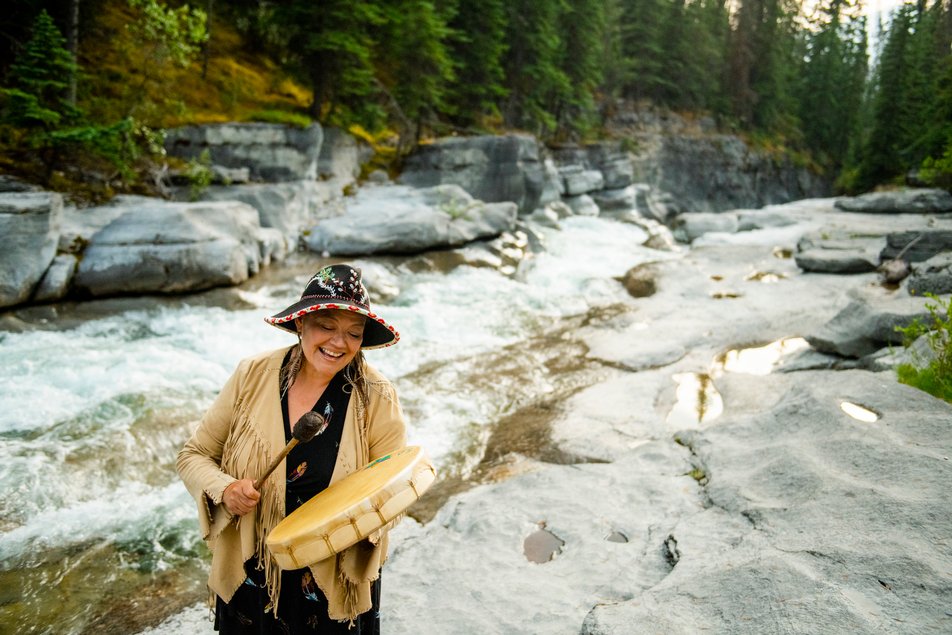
[177,264,406,633]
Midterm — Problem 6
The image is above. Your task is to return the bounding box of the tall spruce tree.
[617,0,669,102]
[374,0,455,148]
[857,3,918,187]
[2,9,79,131]
[501,0,569,135]
[270,1,383,123]
[444,0,508,129]
[799,0,868,168]
[555,0,606,136]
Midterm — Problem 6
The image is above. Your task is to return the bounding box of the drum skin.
[266,445,437,569]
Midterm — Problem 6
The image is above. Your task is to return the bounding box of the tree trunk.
[67,0,80,106]
[202,0,214,79]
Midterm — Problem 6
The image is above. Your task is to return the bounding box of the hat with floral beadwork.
[265,264,399,349]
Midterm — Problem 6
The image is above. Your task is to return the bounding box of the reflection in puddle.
[714,337,809,375]
[524,522,565,563]
[840,401,879,422]
[666,373,723,426]
[745,270,786,283]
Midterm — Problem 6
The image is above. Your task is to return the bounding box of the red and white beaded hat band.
[265,264,399,349]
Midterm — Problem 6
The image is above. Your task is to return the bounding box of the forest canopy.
[1,0,950,195]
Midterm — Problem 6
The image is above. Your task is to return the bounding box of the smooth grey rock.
[538,158,564,206]
[564,194,600,217]
[0,191,62,308]
[673,212,739,243]
[794,248,879,273]
[164,122,323,182]
[834,188,952,214]
[881,229,952,263]
[736,209,797,231]
[561,167,604,196]
[794,230,886,273]
[591,186,636,211]
[583,370,952,635]
[907,252,952,295]
[33,254,78,303]
[303,184,518,256]
[317,126,371,183]
[806,293,942,357]
[399,134,545,214]
[73,200,283,296]
[194,181,339,249]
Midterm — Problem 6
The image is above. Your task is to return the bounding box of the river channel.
[0,214,664,634]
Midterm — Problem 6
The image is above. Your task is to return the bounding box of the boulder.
[591,186,637,211]
[794,230,884,274]
[72,200,284,297]
[537,157,563,207]
[673,212,739,243]
[193,181,340,249]
[907,252,952,296]
[317,126,372,184]
[399,134,545,214]
[564,194,600,217]
[33,254,78,303]
[880,229,952,262]
[805,293,942,357]
[303,184,518,256]
[164,122,323,182]
[0,191,63,308]
[560,166,605,196]
[834,188,952,214]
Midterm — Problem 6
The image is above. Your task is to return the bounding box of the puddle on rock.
[840,401,880,422]
[524,522,565,563]
[605,531,629,543]
[714,337,809,376]
[666,372,723,427]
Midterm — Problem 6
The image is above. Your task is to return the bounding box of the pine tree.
[444,0,508,129]
[799,0,868,168]
[375,0,455,148]
[555,0,606,136]
[270,1,383,123]
[1,9,79,131]
[501,0,570,136]
[617,0,669,103]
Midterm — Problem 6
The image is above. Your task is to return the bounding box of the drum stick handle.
[253,438,299,490]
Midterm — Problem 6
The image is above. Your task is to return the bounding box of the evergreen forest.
[1,0,950,199]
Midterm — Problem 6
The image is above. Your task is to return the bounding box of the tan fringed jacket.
[176,345,406,623]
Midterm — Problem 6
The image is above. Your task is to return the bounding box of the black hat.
[265,264,399,349]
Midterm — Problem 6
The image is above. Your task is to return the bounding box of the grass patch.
[895,293,952,403]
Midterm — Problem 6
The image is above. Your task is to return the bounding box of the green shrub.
[185,149,213,200]
[895,293,952,403]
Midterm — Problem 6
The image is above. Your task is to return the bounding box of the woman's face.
[296,310,365,380]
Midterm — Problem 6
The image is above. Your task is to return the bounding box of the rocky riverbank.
[1,113,830,312]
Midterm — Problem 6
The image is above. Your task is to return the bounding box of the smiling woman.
[176,263,407,633]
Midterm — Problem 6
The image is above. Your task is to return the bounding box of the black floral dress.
[214,366,381,634]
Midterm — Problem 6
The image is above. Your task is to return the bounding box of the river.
[0,214,661,634]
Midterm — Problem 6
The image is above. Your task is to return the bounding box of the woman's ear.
[294,317,304,333]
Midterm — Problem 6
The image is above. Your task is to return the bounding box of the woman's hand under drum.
[223,479,260,516]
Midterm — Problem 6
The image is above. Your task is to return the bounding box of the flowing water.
[0,215,657,634]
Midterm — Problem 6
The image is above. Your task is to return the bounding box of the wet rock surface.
[383,197,952,634]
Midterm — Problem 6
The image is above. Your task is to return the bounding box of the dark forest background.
[1,0,950,199]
